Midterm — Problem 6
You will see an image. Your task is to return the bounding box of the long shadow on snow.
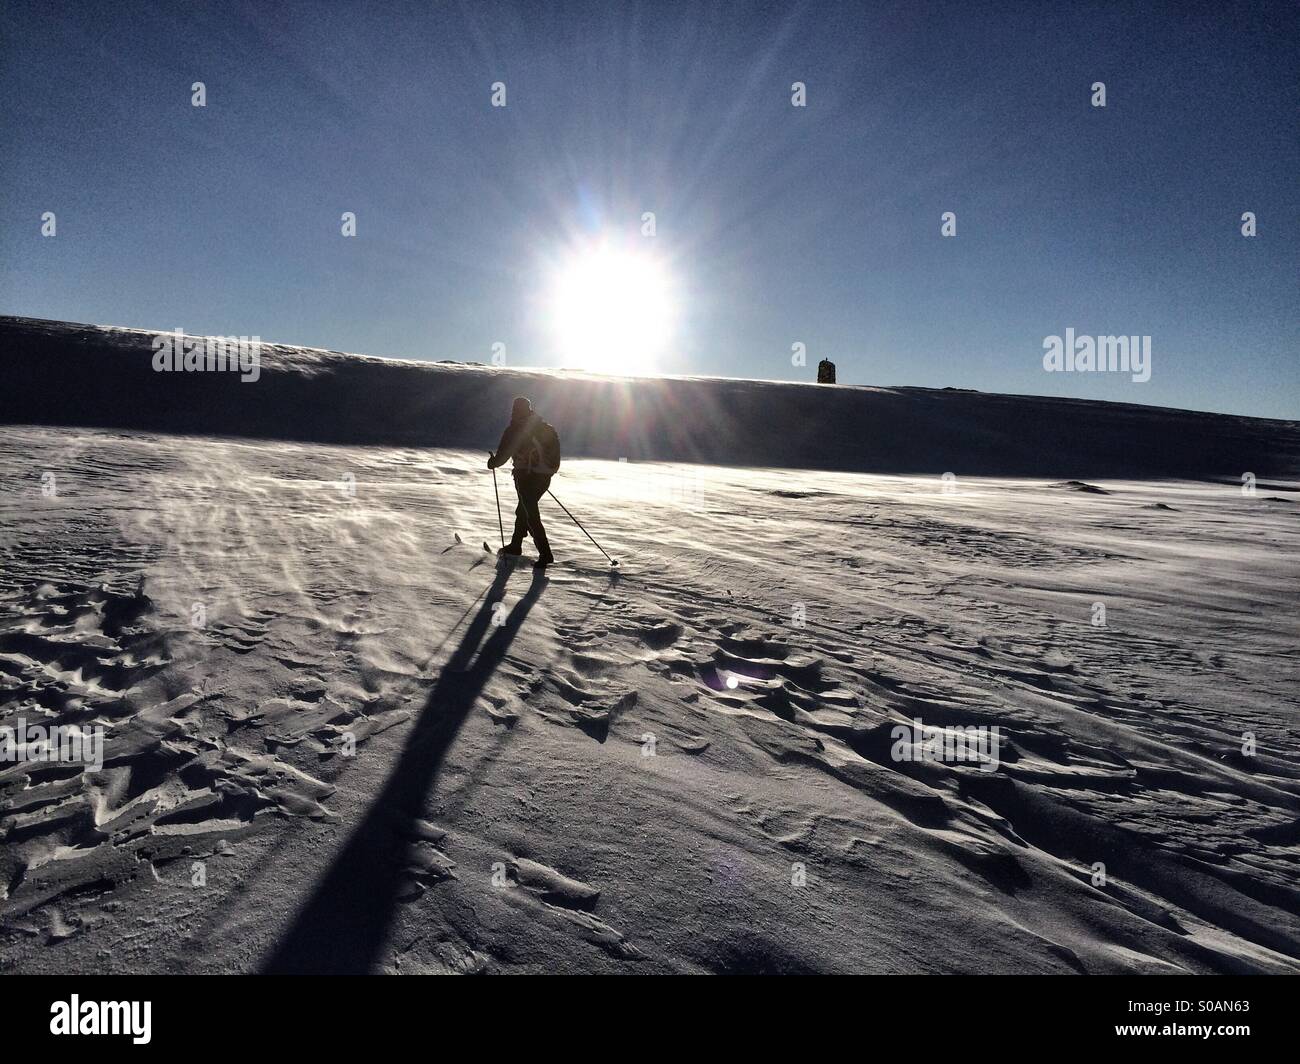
[262,557,547,973]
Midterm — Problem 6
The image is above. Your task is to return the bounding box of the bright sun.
[545,242,677,375]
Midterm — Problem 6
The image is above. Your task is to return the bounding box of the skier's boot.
[534,549,555,569]
[497,541,523,557]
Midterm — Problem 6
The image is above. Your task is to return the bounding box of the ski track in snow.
[1,426,1298,973]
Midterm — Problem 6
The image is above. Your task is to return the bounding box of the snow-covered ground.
[3,425,1298,973]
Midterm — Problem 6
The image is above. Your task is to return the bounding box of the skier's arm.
[487,426,515,468]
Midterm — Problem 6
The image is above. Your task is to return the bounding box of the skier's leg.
[524,476,553,561]
[512,499,529,543]
[505,473,528,550]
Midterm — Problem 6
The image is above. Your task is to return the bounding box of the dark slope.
[3,316,1296,478]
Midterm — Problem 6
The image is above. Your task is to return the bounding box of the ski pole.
[547,490,618,567]
[491,462,505,548]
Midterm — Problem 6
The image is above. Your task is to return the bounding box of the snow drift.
[2,316,1298,975]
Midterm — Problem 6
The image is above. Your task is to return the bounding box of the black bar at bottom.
[3,974,1290,1050]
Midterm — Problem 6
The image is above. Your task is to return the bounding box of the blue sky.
[3,0,1296,418]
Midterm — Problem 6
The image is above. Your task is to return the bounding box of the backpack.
[536,419,562,473]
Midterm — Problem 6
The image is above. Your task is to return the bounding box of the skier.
[487,396,561,568]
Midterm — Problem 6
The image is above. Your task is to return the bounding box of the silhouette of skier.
[487,396,561,568]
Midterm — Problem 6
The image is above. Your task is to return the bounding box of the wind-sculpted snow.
[1,426,1297,973]
[3,315,1298,478]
